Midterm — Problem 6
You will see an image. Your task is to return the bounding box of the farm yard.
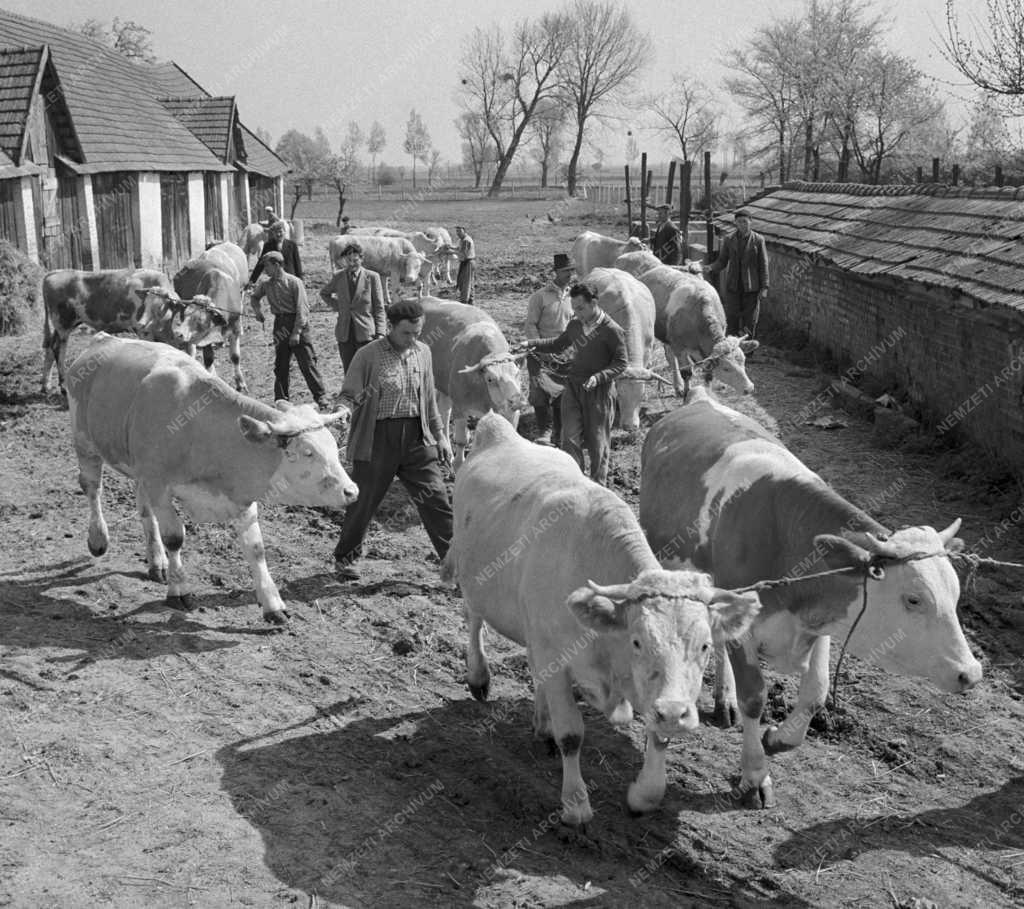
[2,198,1024,909]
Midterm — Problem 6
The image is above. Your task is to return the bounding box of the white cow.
[442,412,761,824]
[571,230,645,278]
[351,228,455,294]
[328,234,429,304]
[66,333,357,625]
[423,226,457,283]
[238,221,292,263]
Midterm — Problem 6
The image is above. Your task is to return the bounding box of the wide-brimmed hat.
[553,253,572,271]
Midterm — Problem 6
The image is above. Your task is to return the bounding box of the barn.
[0,8,287,273]
[718,181,1024,472]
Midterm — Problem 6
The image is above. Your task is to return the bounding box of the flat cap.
[262,250,284,263]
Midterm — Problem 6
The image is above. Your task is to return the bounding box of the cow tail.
[41,297,51,350]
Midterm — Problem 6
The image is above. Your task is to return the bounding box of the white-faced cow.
[420,298,526,469]
[584,267,657,431]
[66,333,357,625]
[328,234,429,304]
[639,388,982,808]
[41,268,176,396]
[350,228,452,295]
[571,230,645,278]
[238,221,292,263]
[442,412,761,824]
[422,226,456,283]
[616,250,757,399]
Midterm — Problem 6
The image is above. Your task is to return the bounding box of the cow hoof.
[167,593,196,612]
[88,541,108,557]
[148,565,167,583]
[712,701,739,728]
[263,609,289,626]
[468,679,490,702]
[736,777,776,810]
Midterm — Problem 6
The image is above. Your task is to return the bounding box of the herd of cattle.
[36,221,983,825]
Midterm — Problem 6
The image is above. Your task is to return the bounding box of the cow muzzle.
[650,699,699,737]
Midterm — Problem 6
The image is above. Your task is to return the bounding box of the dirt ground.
[2,204,1024,909]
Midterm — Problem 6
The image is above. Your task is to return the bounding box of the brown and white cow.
[442,412,761,824]
[571,230,645,278]
[41,268,176,396]
[616,250,757,399]
[328,234,429,304]
[420,298,526,469]
[639,388,982,808]
[66,333,357,624]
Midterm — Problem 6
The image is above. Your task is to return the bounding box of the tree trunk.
[411,155,417,190]
[335,190,346,227]
[565,121,585,197]
[803,119,814,180]
[778,127,787,183]
[540,160,549,189]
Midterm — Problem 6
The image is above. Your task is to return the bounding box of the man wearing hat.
[248,219,302,284]
[249,251,330,409]
[652,203,682,265]
[454,225,476,304]
[703,207,769,337]
[524,253,574,445]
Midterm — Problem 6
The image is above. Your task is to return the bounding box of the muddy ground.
[2,207,1024,909]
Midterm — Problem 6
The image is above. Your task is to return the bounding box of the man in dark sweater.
[525,282,627,485]
[248,220,303,283]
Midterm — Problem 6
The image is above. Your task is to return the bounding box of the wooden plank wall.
[160,172,190,273]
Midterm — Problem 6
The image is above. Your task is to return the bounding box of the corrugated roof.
[0,9,233,173]
[160,95,236,161]
[721,182,1024,311]
[0,45,43,163]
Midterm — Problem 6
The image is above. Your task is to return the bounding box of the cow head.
[135,287,186,342]
[567,569,760,741]
[399,253,430,285]
[173,295,227,347]
[238,400,358,509]
[458,352,527,417]
[703,336,758,394]
[814,518,981,693]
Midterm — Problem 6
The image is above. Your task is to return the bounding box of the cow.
[350,228,455,294]
[571,230,645,278]
[41,268,176,396]
[423,226,456,283]
[201,240,248,287]
[328,234,429,304]
[65,333,358,625]
[616,250,757,399]
[168,256,248,392]
[638,388,983,808]
[583,267,657,431]
[238,221,292,262]
[420,298,526,469]
[441,412,761,824]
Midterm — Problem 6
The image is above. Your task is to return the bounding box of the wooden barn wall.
[248,175,276,219]
[93,172,138,269]
[204,172,222,246]
[764,245,1024,472]
[53,174,88,270]
[0,179,17,246]
[160,173,190,273]
[232,172,247,236]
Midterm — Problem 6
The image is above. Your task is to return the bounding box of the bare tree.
[455,112,495,188]
[649,73,720,165]
[457,15,570,197]
[404,109,432,189]
[528,99,565,187]
[426,149,443,185]
[76,17,157,62]
[276,129,329,219]
[943,0,1024,102]
[325,125,363,227]
[560,0,647,196]
[367,121,386,183]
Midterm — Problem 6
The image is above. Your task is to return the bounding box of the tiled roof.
[160,95,236,161]
[725,181,1024,311]
[0,9,233,173]
[0,45,43,163]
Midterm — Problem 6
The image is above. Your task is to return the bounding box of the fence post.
[704,150,713,262]
[952,164,960,186]
[995,165,1004,187]
[916,166,923,184]
[639,153,647,236]
[932,157,940,182]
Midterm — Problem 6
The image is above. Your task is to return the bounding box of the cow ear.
[944,535,966,554]
[275,399,295,412]
[815,533,870,570]
[739,339,759,353]
[238,415,274,443]
[707,590,761,643]
[567,588,627,633]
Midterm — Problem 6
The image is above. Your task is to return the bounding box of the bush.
[376,164,398,186]
[0,240,43,336]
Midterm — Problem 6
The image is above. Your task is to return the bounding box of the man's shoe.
[534,431,552,446]
[334,562,360,581]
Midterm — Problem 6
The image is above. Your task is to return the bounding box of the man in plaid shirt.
[332,299,454,580]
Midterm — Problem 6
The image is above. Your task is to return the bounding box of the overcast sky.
[5,0,991,167]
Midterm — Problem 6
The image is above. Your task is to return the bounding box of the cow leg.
[41,333,58,394]
[452,416,470,470]
[201,345,218,381]
[145,485,193,611]
[731,642,774,809]
[76,446,108,557]
[226,328,247,393]
[542,670,593,825]
[235,502,289,625]
[663,343,685,396]
[465,608,490,701]
[762,636,830,755]
[713,642,740,727]
[55,335,70,397]
[627,731,669,814]
[525,647,552,742]
[136,483,167,583]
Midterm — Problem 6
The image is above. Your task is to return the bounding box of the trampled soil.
[2,213,1024,908]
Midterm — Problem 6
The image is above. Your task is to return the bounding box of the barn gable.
[160,95,238,163]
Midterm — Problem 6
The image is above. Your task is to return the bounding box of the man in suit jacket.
[704,208,770,337]
[651,204,683,265]
[249,220,302,283]
[320,239,386,370]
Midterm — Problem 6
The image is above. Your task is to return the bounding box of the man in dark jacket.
[524,282,627,486]
[651,204,683,265]
[249,220,302,283]
[704,207,769,337]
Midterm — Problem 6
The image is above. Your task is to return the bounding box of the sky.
[4,0,992,168]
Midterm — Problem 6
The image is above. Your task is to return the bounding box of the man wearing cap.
[524,282,627,485]
[319,239,386,371]
[703,208,769,337]
[524,253,574,445]
[249,219,302,284]
[454,225,476,304]
[249,251,330,409]
[652,204,683,265]
[262,206,281,229]
[339,215,356,235]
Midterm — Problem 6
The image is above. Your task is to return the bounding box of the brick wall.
[764,245,1024,472]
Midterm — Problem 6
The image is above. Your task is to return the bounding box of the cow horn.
[320,407,351,427]
[937,518,962,546]
[844,530,892,554]
[585,579,634,600]
[458,362,484,374]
